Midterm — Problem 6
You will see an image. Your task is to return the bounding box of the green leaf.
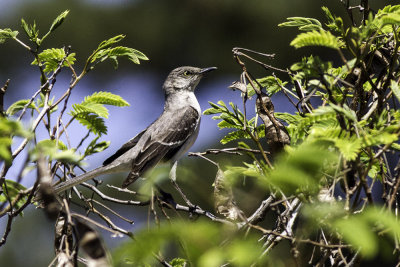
[84,91,130,107]
[265,141,338,195]
[36,139,67,151]
[334,138,362,161]
[379,13,400,27]
[6,99,37,116]
[333,216,376,258]
[31,48,76,73]
[321,6,343,34]
[0,180,27,211]
[97,34,125,50]
[246,76,287,96]
[71,92,129,136]
[49,10,69,33]
[75,114,107,135]
[71,102,109,118]
[290,29,344,49]
[113,220,266,267]
[278,17,323,31]
[220,125,265,145]
[391,143,400,151]
[203,107,221,115]
[21,19,38,42]
[0,137,12,165]
[0,117,31,138]
[84,137,110,157]
[0,28,18,43]
[107,46,149,64]
[275,112,302,125]
[90,44,148,68]
[33,139,80,164]
[169,258,187,267]
[391,80,400,102]
[51,150,81,164]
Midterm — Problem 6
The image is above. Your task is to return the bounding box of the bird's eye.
[183,71,191,76]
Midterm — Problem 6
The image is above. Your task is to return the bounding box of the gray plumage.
[53,66,216,194]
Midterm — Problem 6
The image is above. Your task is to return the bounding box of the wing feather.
[122,106,199,186]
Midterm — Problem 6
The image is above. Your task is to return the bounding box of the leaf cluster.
[204,100,265,145]
[87,34,149,71]
[70,91,130,136]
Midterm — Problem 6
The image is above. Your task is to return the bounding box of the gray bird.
[54,66,217,194]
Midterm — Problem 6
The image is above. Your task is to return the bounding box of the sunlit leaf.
[290,29,344,49]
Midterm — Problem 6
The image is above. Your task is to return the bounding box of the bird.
[53,66,217,194]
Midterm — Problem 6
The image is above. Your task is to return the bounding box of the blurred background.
[0,0,396,266]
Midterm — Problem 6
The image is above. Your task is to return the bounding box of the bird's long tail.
[53,165,116,194]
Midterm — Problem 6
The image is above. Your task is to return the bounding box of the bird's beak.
[199,67,217,74]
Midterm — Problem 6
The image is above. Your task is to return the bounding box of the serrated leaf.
[90,40,148,68]
[379,13,400,27]
[220,125,265,145]
[49,10,69,33]
[275,112,302,125]
[97,34,125,50]
[330,103,357,122]
[278,17,323,31]
[290,30,344,49]
[75,114,107,135]
[107,46,149,64]
[221,130,248,145]
[32,48,76,73]
[334,138,362,161]
[71,102,109,118]
[6,99,36,116]
[84,91,129,107]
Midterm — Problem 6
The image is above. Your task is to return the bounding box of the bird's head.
[163,66,217,95]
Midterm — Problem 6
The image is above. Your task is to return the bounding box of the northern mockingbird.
[54,66,216,194]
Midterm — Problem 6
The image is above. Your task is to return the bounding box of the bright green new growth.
[31,48,76,73]
[201,4,400,262]
[0,9,147,232]
[70,91,130,135]
[204,100,265,145]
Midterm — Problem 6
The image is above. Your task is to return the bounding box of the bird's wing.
[103,129,146,166]
[122,106,200,187]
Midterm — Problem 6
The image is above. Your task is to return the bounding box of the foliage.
[70,91,130,135]
[1,2,400,267]
[199,2,400,266]
[0,10,147,266]
[204,100,265,144]
[113,220,266,267]
[31,48,76,73]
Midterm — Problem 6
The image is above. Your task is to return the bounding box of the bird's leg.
[169,161,195,209]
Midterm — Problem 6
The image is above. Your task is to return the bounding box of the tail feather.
[53,165,115,194]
